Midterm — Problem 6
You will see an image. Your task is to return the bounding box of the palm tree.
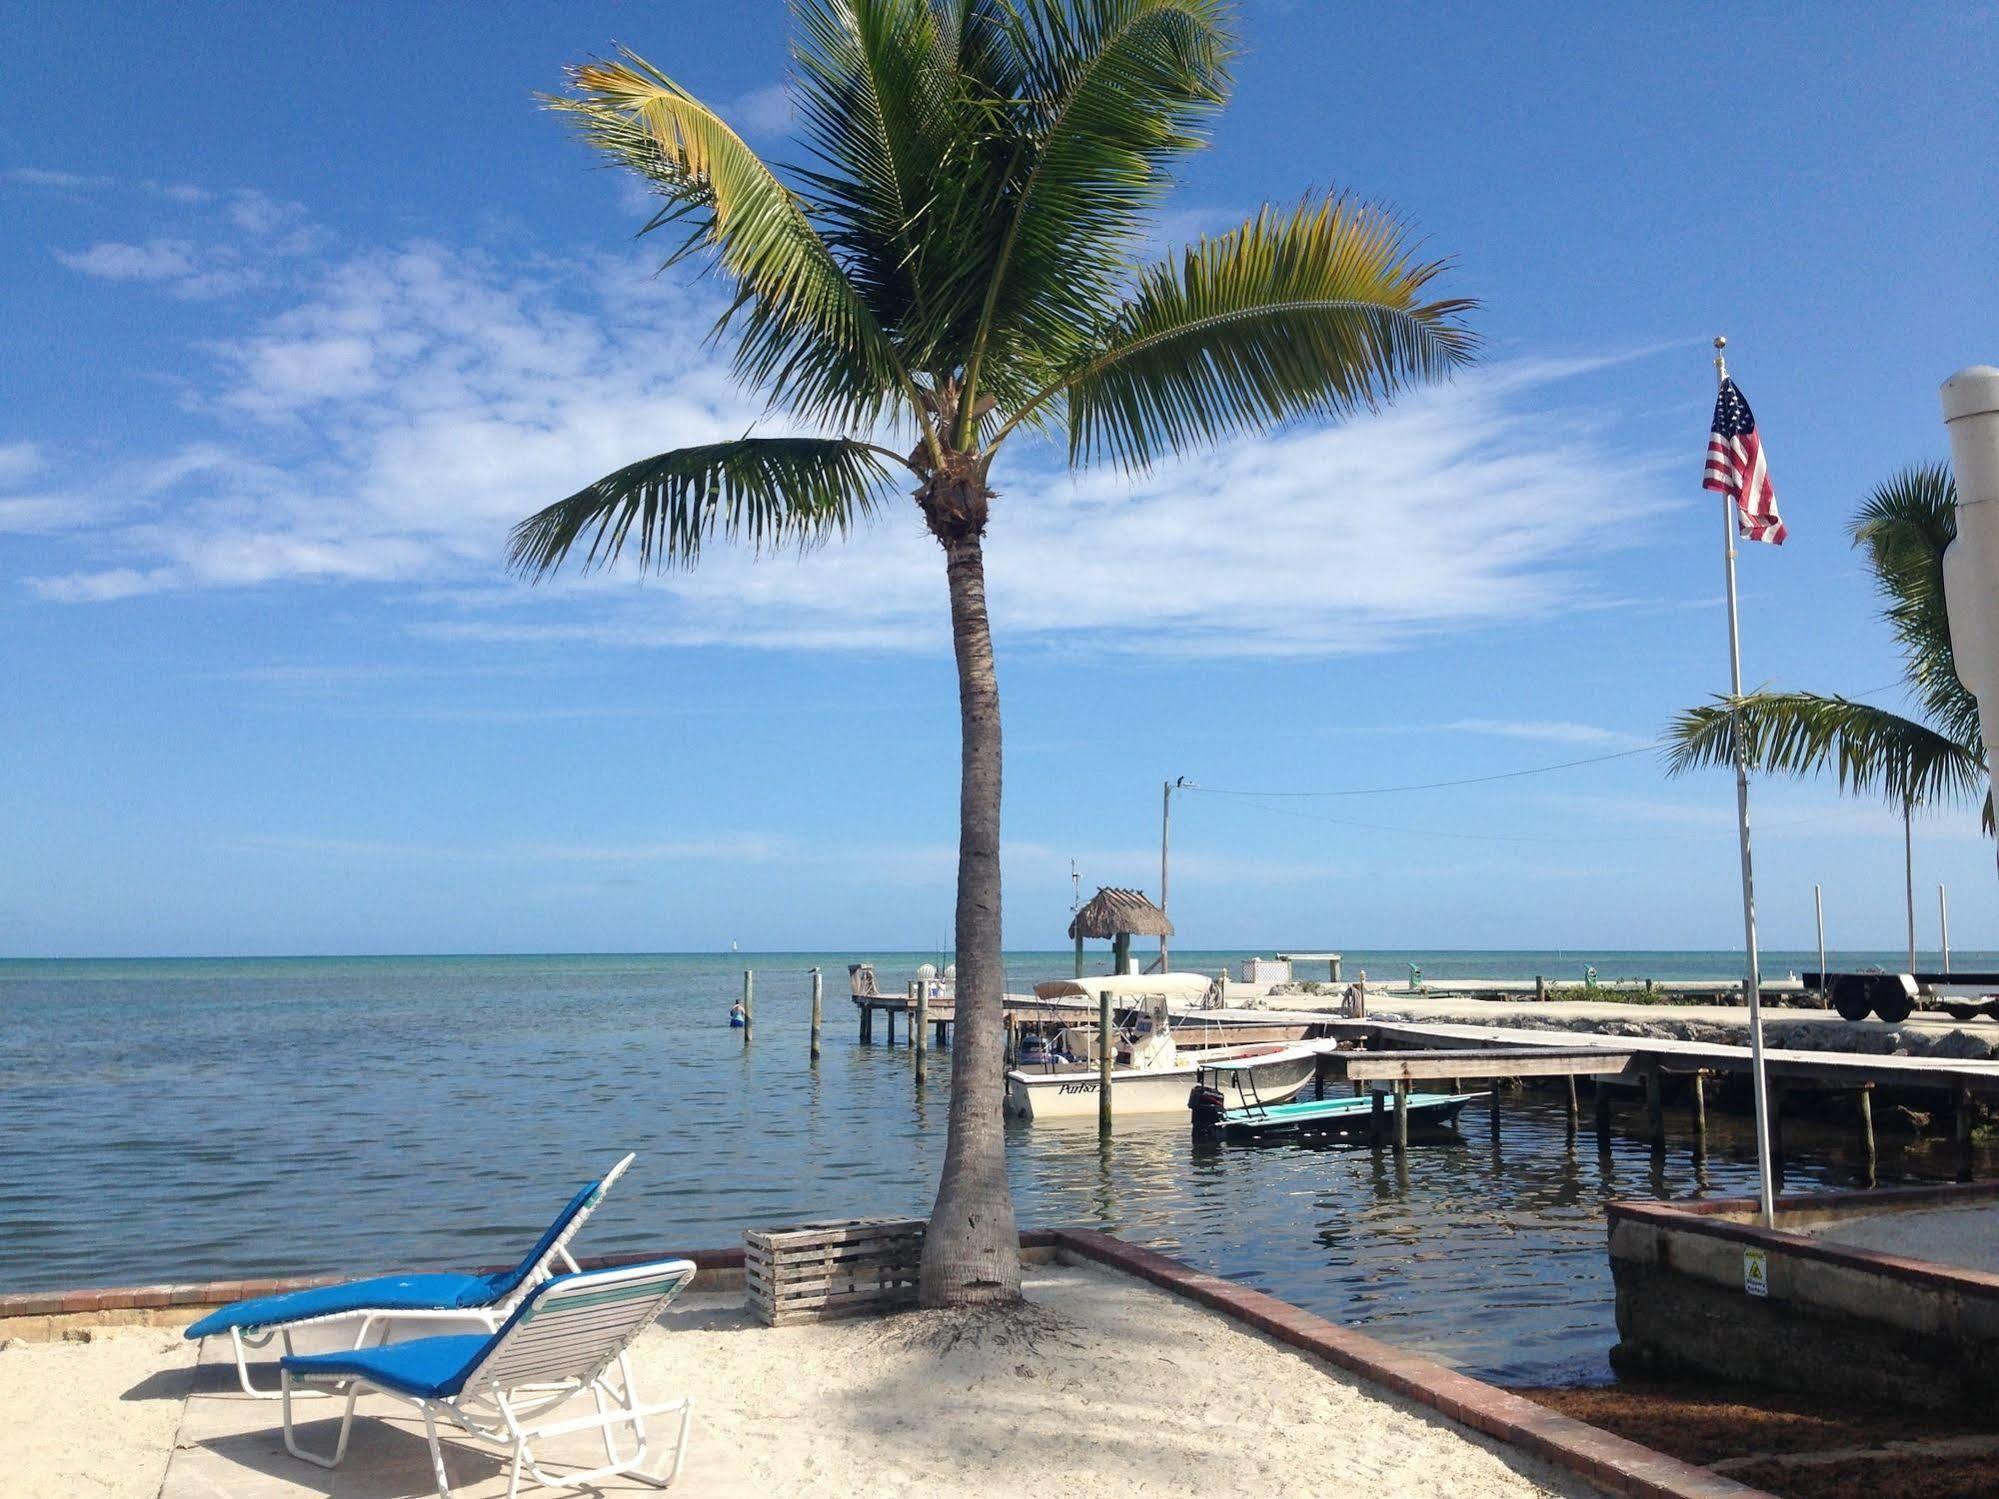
[510,0,1475,1306]
[1666,463,1987,963]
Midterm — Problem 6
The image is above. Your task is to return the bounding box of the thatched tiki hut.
[1068,887,1173,978]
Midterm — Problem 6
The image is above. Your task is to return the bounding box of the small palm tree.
[511,0,1475,1306]
[1667,463,1988,902]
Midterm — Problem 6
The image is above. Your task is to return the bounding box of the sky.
[3,2,1997,958]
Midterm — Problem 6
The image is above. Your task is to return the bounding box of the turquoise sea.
[3,948,1989,1384]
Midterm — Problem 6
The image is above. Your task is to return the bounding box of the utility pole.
[1161,776,1191,970]
[1904,799,1918,976]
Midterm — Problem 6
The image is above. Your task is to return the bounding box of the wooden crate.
[745,1217,926,1327]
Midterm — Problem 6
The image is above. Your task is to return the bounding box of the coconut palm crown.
[1666,462,1989,824]
[510,0,1476,1307]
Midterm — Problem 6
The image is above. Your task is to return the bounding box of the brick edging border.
[0,1233,1061,1320]
[1048,1229,1765,1499]
[1,1225,1754,1498]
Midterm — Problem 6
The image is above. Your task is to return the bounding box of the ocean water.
[2,949,1990,1384]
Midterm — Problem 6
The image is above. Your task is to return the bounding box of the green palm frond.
[958,0,1236,438]
[1848,462,1981,754]
[1665,691,1987,814]
[508,437,902,579]
[1027,195,1476,468]
[789,0,956,338]
[550,52,911,429]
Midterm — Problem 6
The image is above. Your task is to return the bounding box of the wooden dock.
[850,992,1336,1049]
[1315,1015,1999,1179]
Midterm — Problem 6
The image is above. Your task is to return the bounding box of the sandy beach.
[0,1327,192,1499]
[1,1263,1601,1498]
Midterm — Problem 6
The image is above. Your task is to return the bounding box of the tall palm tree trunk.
[919,531,1022,1306]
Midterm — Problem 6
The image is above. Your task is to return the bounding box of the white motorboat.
[1003,977,1326,1121]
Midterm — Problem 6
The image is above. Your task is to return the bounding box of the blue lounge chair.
[280,1257,697,1499]
[185,1153,634,1398]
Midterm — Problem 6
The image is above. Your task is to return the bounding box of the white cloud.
[21,224,1682,661]
[0,441,45,487]
[4,166,111,190]
[56,238,200,282]
[1441,718,1656,750]
[728,83,794,137]
[230,832,790,864]
[0,496,79,534]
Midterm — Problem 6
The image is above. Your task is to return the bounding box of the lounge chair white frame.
[280,1258,697,1499]
[226,1152,635,1400]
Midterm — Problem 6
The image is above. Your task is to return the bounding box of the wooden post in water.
[1768,1082,1785,1187]
[1564,1076,1579,1147]
[1644,1065,1665,1149]
[1957,1085,1975,1183]
[1691,1071,1708,1153]
[741,970,754,1046]
[1098,988,1114,1135]
[1858,1084,1876,1184]
[1370,1089,1385,1147]
[1535,975,1546,1002]
[1594,1078,1613,1145]
[1393,1080,1409,1152]
[809,968,822,1063]
[1489,1078,1502,1142]
[914,979,929,1064]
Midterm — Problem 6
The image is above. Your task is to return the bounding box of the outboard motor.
[1189,1083,1227,1139]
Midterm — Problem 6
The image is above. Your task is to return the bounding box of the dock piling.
[1768,1083,1786,1186]
[809,968,822,1063]
[742,970,754,1046]
[1370,1089,1384,1147]
[1098,988,1113,1135]
[1858,1084,1876,1184]
[1489,1082,1501,1142]
[1564,1076,1578,1147]
[1957,1085,1975,1183]
[1393,1080,1409,1152]
[914,980,929,1064]
[1691,1071,1708,1155]
[1643,1066,1665,1149]
[1594,1078,1612,1147]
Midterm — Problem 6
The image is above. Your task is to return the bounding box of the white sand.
[7,1265,1602,1498]
[0,1327,193,1499]
[1800,1201,1999,1273]
[626,1264,1596,1497]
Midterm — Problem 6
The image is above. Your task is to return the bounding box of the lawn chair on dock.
[184,1152,634,1398]
[279,1257,697,1498]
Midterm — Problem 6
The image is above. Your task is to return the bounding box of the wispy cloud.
[727,82,794,136]
[230,832,792,864]
[19,204,1684,660]
[1441,718,1656,750]
[4,166,112,191]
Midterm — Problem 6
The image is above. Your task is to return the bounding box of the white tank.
[1940,366,1999,838]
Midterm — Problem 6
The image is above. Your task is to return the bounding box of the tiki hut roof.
[1067,886,1174,941]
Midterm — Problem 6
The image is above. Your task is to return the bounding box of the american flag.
[1705,377,1786,544]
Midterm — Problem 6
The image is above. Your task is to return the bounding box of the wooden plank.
[748,1218,924,1249]
[759,1229,925,1255]
[1327,1047,1634,1082]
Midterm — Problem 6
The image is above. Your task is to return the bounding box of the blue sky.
[3,2,1997,958]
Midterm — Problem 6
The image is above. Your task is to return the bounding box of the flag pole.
[1715,334,1778,1228]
